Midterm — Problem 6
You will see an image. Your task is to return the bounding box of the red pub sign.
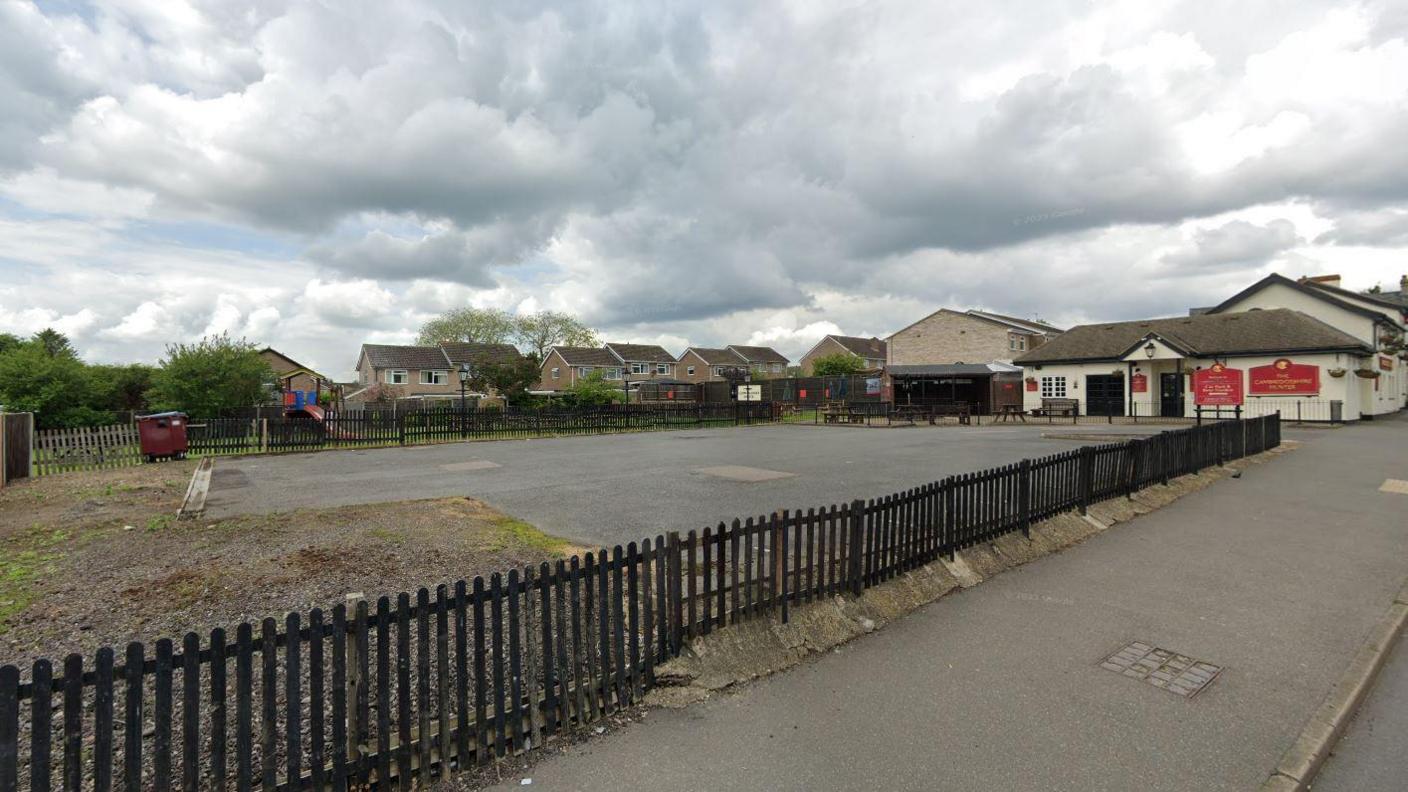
[1248,358,1319,395]
[1130,373,1148,393]
[1192,363,1244,406]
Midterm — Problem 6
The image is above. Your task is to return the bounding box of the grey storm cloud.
[3,0,1408,374]
[1161,219,1302,269]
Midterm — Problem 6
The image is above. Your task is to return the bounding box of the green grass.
[0,527,69,634]
[488,516,572,556]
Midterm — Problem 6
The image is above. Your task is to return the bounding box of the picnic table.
[995,404,1026,423]
[893,405,938,425]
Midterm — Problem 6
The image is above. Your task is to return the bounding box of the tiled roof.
[726,345,790,364]
[1015,309,1371,364]
[682,347,747,365]
[551,346,622,367]
[965,310,1065,335]
[826,336,887,359]
[441,342,523,367]
[361,344,451,370]
[604,343,676,363]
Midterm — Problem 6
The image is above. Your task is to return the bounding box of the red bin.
[137,412,189,462]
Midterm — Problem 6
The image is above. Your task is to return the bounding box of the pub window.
[1040,376,1067,398]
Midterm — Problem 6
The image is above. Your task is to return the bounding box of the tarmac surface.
[471,415,1408,791]
[204,422,1157,546]
[1313,630,1408,791]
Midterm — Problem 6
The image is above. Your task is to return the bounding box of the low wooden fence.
[0,415,1279,792]
[27,405,777,476]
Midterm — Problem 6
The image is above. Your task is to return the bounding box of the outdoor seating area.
[1030,398,1080,422]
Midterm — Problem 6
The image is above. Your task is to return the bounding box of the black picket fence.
[180,403,776,457]
[0,415,1280,792]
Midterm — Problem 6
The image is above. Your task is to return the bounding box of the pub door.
[1085,375,1125,417]
[1160,373,1184,417]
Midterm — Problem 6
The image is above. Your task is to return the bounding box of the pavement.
[203,422,1156,547]
[476,413,1408,792]
[1312,631,1408,791]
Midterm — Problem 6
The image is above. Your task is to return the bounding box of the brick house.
[351,342,523,403]
[536,346,624,391]
[259,347,331,399]
[675,347,748,383]
[725,345,790,377]
[887,309,1062,367]
[798,335,887,374]
[604,343,678,381]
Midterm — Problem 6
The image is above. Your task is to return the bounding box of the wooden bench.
[1030,398,1079,422]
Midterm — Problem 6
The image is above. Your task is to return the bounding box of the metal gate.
[1085,375,1125,417]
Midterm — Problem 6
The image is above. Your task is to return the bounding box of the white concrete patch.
[439,460,502,472]
[941,556,983,588]
[1378,479,1408,495]
[694,465,796,483]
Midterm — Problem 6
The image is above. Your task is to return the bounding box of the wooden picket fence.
[0,416,1280,792]
[31,424,142,475]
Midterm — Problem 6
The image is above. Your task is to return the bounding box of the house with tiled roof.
[799,335,888,374]
[537,346,624,391]
[605,342,678,379]
[675,347,748,384]
[725,345,790,377]
[351,342,524,403]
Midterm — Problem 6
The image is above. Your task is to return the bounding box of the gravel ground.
[0,462,581,668]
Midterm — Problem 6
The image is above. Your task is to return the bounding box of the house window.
[687,365,696,376]
[712,366,724,376]
[551,367,560,380]
[1009,335,1028,352]
[631,362,648,374]
[578,366,593,377]
[420,370,448,385]
[656,363,669,375]
[387,370,408,385]
[605,368,623,380]
[771,363,783,373]
[1040,376,1067,398]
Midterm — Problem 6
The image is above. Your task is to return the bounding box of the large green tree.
[809,353,867,376]
[148,334,275,417]
[416,307,516,346]
[86,363,157,413]
[32,328,76,359]
[0,340,100,428]
[512,311,599,360]
[471,355,543,405]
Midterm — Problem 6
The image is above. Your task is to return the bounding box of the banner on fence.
[1192,363,1244,406]
[1248,358,1319,395]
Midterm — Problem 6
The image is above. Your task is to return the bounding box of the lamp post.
[458,362,474,438]
[1144,342,1156,359]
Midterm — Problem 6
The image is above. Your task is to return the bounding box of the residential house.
[887,310,1061,368]
[536,346,624,391]
[604,343,678,382]
[726,345,790,377]
[675,347,749,383]
[259,347,332,401]
[351,342,523,403]
[799,335,888,374]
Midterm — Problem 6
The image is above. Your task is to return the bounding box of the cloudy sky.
[2,0,1406,379]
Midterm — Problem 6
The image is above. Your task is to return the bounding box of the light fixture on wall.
[1144,342,1156,359]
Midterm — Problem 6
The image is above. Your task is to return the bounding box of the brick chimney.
[1301,273,1342,289]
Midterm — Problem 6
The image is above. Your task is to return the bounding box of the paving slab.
[482,414,1408,792]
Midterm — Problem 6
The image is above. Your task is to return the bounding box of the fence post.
[666,532,682,656]
[398,413,406,446]
[259,419,268,454]
[847,499,865,596]
[1078,446,1094,514]
[773,511,786,622]
[1019,459,1032,538]
[1126,438,1142,498]
[344,593,363,764]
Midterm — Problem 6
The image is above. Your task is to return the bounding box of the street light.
[458,362,474,438]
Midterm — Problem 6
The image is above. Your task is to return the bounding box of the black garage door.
[1085,375,1125,417]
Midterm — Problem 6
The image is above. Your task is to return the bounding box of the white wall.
[1023,352,1375,420]
[1218,282,1380,345]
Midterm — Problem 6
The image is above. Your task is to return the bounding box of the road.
[1313,630,1408,791]
[204,422,1156,547]
[477,415,1408,791]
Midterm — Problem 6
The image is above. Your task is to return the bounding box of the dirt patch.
[0,463,581,668]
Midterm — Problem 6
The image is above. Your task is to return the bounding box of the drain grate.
[1100,641,1222,698]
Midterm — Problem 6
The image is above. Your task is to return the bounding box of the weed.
[489,516,571,555]
[145,514,174,532]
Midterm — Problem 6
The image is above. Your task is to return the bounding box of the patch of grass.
[489,516,571,556]
[369,526,401,542]
[145,514,174,532]
[0,528,70,634]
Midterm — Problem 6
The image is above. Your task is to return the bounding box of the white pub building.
[1015,274,1407,422]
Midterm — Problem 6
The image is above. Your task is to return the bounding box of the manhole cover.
[1100,641,1222,698]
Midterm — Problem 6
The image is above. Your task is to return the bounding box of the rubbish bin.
[136,412,189,462]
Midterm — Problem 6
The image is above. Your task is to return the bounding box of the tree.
[563,370,625,406]
[416,307,516,346]
[32,328,75,359]
[148,334,275,417]
[0,334,22,356]
[809,353,867,376]
[512,311,599,360]
[0,340,96,428]
[86,363,156,413]
[472,354,543,405]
